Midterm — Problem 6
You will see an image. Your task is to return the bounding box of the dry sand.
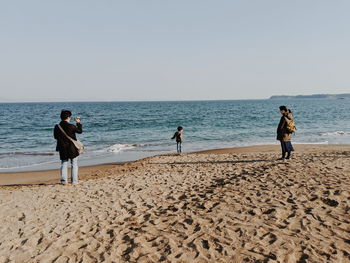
[0,145,349,262]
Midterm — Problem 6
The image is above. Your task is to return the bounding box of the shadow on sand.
[1,183,59,188]
[148,159,272,165]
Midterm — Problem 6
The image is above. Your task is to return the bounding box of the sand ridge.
[0,147,350,262]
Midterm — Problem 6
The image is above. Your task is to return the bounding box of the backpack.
[286,118,297,133]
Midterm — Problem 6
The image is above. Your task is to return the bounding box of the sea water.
[0,99,349,171]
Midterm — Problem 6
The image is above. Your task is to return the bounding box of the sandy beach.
[0,145,349,262]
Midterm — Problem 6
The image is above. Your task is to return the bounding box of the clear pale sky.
[1,1,349,102]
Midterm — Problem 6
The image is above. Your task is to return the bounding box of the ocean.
[0,99,349,171]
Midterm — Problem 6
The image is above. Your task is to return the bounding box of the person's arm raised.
[74,118,83,134]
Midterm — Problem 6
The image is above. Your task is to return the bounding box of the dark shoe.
[277,158,285,161]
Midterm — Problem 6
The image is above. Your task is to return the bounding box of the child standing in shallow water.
[171,126,183,153]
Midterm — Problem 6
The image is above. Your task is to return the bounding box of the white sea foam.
[0,160,57,171]
[295,141,329,145]
[106,143,139,153]
[320,131,350,136]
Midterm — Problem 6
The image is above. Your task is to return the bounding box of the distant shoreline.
[270,93,350,99]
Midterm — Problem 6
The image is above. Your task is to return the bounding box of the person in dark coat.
[54,110,83,184]
[277,106,294,160]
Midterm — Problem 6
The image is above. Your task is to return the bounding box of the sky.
[1,0,350,102]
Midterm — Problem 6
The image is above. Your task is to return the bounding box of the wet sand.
[0,144,349,262]
[0,144,342,187]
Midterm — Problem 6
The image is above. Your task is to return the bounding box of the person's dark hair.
[60,110,72,120]
[177,126,183,131]
[279,106,288,112]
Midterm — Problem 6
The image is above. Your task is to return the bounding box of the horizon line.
[0,98,269,103]
[1,92,349,103]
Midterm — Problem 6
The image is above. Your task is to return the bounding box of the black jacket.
[54,121,83,160]
[171,131,183,143]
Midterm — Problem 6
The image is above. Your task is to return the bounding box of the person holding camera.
[54,110,83,184]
